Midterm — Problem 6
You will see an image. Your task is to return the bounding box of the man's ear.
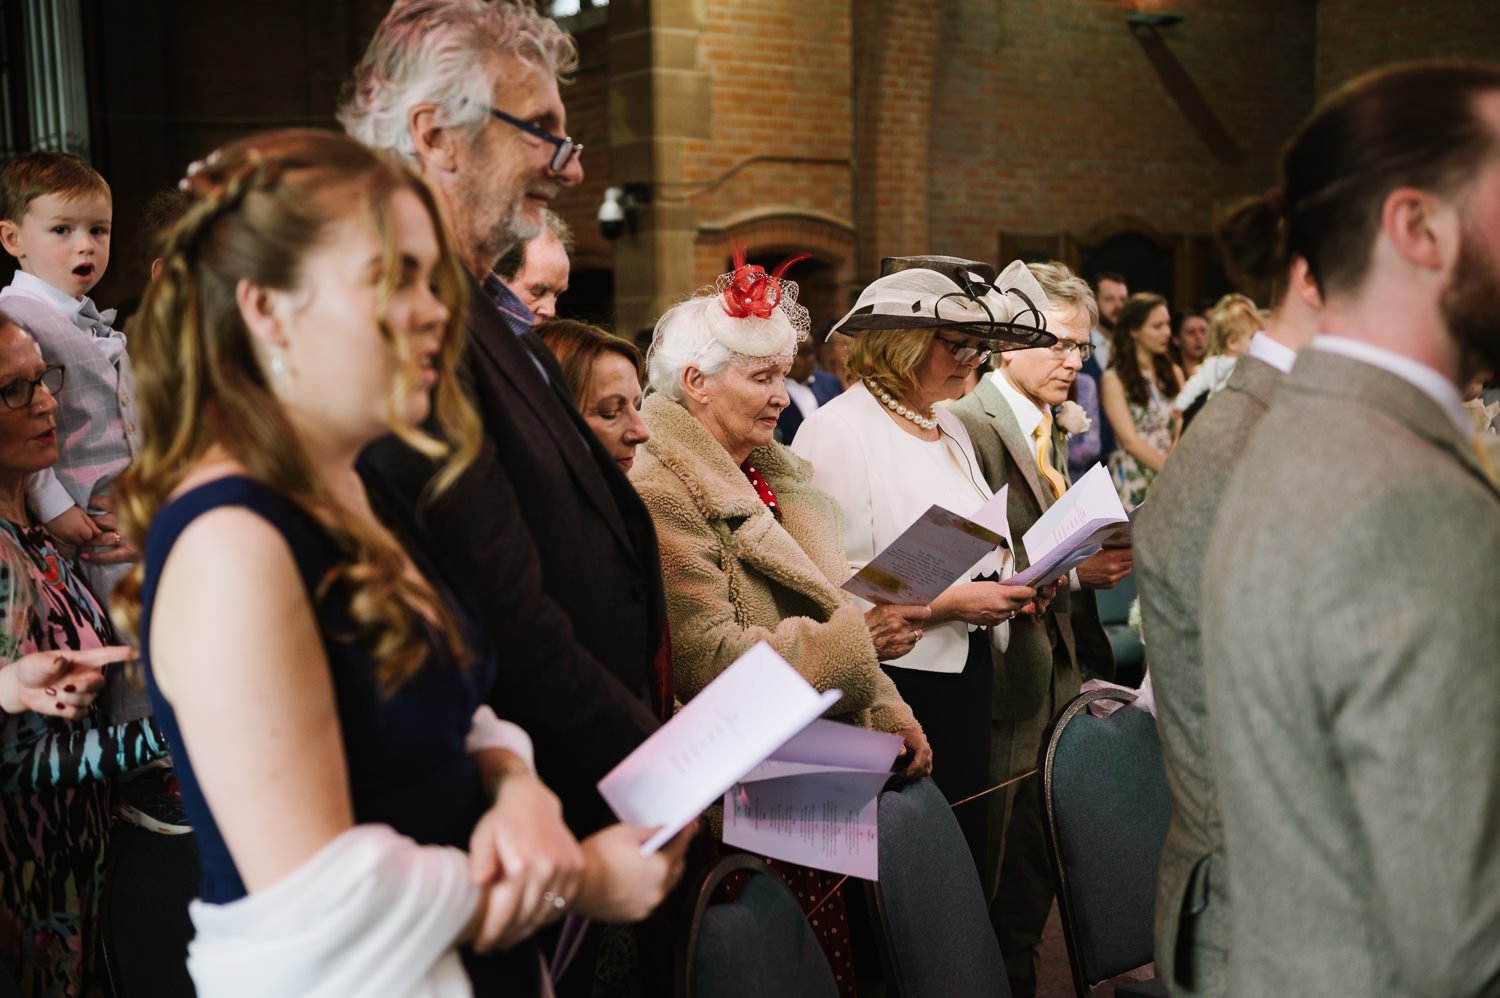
[408,103,461,177]
[0,219,24,261]
[1289,255,1322,311]
[1381,186,1452,274]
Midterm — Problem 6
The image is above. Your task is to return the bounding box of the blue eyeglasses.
[481,105,582,173]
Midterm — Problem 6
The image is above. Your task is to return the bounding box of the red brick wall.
[683,0,854,290]
[927,0,1316,262]
[1316,0,1500,97]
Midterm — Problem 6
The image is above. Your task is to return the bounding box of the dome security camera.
[598,187,626,241]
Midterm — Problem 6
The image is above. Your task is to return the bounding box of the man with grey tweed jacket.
[1201,61,1500,995]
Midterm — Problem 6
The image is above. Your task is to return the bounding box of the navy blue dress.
[139,469,538,993]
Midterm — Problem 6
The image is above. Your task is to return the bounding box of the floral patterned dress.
[1108,378,1174,509]
[0,521,168,996]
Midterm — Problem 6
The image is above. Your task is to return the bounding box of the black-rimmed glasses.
[1048,340,1096,362]
[482,105,582,173]
[0,365,63,409]
[933,333,993,365]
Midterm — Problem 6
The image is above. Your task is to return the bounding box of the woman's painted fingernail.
[56,702,66,710]
[63,685,75,693]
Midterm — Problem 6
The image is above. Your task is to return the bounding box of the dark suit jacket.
[364,273,662,832]
[776,372,844,444]
[810,370,843,406]
[1202,349,1500,995]
[1135,353,1282,995]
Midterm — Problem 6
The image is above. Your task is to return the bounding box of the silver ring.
[542,891,566,910]
[911,629,921,642]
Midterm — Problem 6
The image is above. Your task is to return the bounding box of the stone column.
[606,0,711,339]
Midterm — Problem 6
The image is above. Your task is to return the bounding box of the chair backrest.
[1040,689,1170,995]
[678,853,839,998]
[866,777,1011,998]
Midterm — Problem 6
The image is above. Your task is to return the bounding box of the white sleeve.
[185,824,481,998]
[464,705,535,774]
[792,410,877,572]
[25,467,78,523]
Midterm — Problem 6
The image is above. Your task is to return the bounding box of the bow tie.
[74,301,118,337]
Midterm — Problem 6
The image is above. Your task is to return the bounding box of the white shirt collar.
[6,270,86,316]
[1312,335,1471,437]
[784,377,819,416]
[1247,330,1297,374]
[988,368,1046,439]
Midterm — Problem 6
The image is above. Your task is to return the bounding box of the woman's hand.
[574,821,696,924]
[930,581,1037,627]
[0,646,124,718]
[43,505,100,548]
[865,602,932,661]
[892,725,932,779]
[466,770,585,952]
[79,495,141,566]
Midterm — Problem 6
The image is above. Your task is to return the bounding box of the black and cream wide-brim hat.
[831,255,1057,350]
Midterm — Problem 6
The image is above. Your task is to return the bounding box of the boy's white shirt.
[0,271,118,521]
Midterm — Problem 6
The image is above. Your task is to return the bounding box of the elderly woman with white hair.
[791,256,1056,875]
[634,251,931,763]
[633,250,933,995]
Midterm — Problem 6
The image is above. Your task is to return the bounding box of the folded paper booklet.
[597,642,842,856]
[721,718,904,880]
[1007,463,1129,587]
[1102,499,1146,549]
[841,486,1011,605]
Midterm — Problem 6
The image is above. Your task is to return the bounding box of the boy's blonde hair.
[0,151,111,223]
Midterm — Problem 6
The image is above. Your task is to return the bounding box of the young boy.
[0,152,143,713]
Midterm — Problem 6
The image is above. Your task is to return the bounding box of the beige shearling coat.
[632,393,918,735]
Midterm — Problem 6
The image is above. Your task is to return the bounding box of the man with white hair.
[342,0,668,841]
[951,261,1128,997]
[495,208,573,323]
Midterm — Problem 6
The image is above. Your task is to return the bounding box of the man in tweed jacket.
[1202,62,1500,994]
[952,261,1128,998]
[1134,258,1320,997]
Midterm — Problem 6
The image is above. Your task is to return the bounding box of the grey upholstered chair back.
[865,776,1011,998]
[679,853,838,998]
[1094,570,1146,685]
[1040,689,1170,997]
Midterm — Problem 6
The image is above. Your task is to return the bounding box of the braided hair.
[112,128,480,692]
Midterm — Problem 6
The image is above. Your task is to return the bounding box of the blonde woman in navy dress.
[112,130,689,996]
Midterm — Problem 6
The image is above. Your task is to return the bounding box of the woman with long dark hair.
[1100,292,1184,506]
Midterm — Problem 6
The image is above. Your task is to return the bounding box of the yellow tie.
[1476,432,1500,488]
[1034,412,1067,500]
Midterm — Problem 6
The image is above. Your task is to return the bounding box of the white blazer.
[792,381,1012,674]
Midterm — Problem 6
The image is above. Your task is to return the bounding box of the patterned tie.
[1034,410,1067,500]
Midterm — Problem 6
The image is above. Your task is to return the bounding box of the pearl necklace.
[866,381,938,431]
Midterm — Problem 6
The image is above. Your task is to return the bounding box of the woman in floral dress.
[1102,293,1184,508]
[0,310,168,996]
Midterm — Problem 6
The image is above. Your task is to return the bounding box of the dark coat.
[364,273,664,832]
